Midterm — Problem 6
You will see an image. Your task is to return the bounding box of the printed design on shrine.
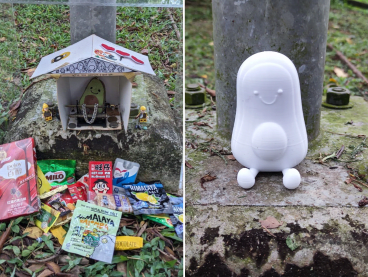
[50,58,133,74]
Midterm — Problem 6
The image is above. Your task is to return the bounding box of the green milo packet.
[62,201,122,264]
[38,160,76,186]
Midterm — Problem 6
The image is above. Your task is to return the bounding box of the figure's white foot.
[237,168,259,189]
[282,168,301,189]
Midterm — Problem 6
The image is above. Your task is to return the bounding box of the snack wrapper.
[35,203,60,233]
[89,161,113,194]
[115,236,143,250]
[96,193,133,213]
[113,158,140,186]
[142,214,174,228]
[36,165,51,195]
[0,138,40,221]
[68,182,88,202]
[62,201,122,264]
[169,195,183,239]
[114,194,133,213]
[122,182,173,215]
[38,160,76,186]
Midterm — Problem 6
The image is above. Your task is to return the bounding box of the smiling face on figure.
[240,63,294,115]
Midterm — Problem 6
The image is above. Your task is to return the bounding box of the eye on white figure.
[278,89,283,94]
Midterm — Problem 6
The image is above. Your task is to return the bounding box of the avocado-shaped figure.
[231,52,308,189]
[80,78,106,114]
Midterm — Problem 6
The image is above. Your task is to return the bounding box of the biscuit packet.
[122,182,173,215]
[62,201,122,264]
[96,193,133,213]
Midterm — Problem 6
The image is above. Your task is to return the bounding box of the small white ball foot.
[282,168,301,189]
[237,168,258,189]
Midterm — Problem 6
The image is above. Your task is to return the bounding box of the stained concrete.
[185,96,368,276]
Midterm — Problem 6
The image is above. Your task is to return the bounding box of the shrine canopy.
[31,34,155,79]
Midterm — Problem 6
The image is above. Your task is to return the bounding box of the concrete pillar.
[70,0,116,44]
[212,0,330,141]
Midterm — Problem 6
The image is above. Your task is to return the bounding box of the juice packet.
[122,182,173,215]
[0,138,40,221]
[62,201,122,264]
[35,203,60,233]
[113,158,140,186]
[168,195,183,239]
[38,160,76,186]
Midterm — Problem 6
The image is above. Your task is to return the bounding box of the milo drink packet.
[62,201,122,264]
[38,160,76,186]
[122,182,173,215]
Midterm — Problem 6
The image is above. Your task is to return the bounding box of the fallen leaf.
[205,87,216,97]
[185,161,193,169]
[23,226,43,239]
[0,37,6,42]
[200,173,217,190]
[286,233,300,251]
[39,36,47,42]
[167,91,176,95]
[200,75,208,79]
[227,155,236,161]
[38,269,54,277]
[259,216,282,229]
[46,261,60,273]
[141,49,149,55]
[9,99,21,113]
[117,262,127,274]
[21,68,36,77]
[132,82,138,88]
[329,78,337,83]
[333,67,348,78]
[346,37,353,44]
[193,122,212,128]
[208,41,214,46]
[0,221,13,252]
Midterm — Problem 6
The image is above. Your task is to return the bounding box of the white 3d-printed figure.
[231,51,308,189]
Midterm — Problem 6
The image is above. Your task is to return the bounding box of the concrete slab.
[185,96,368,207]
[185,96,368,276]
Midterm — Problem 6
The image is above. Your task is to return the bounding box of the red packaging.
[68,181,87,202]
[89,161,113,194]
[0,138,40,221]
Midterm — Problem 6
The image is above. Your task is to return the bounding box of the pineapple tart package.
[122,182,173,215]
[62,201,122,263]
[38,160,76,186]
[0,138,41,221]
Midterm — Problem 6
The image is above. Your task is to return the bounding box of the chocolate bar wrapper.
[0,138,40,221]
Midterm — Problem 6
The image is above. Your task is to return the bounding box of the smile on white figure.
[231,51,308,190]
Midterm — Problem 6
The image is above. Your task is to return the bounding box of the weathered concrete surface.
[212,0,330,141]
[185,96,368,276]
[5,74,182,193]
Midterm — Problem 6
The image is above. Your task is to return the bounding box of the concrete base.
[185,96,368,276]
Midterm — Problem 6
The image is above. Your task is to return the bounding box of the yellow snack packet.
[50,226,67,245]
[115,236,143,250]
[35,203,60,233]
[37,165,52,195]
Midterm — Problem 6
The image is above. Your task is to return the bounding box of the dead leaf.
[333,67,348,78]
[38,269,54,277]
[329,78,337,83]
[21,68,36,77]
[193,122,212,128]
[132,82,138,88]
[208,41,214,46]
[23,226,43,239]
[205,87,216,97]
[141,49,149,55]
[227,155,236,161]
[200,173,217,190]
[167,91,176,95]
[137,222,148,237]
[185,161,193,169]
[0,37,6,42]
[46,261,60,273]
[117,262,127,274]
[0,221,13,252]
[165,246,177,258]
[39,36,47,42]
[259,216,282,229]
[346,37,353,44]
[28,264,45,272]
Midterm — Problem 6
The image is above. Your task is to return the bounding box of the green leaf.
[11,224,20,233]
[165,260,176,268]
[13,217,23,225]
[21,249,32,257]
[160,230,182,242]
[135,260,145,273]
[12,246,20,256]
[110,271,124,276]
[0,260,7,264]
[122,226,135,236]
[286,234,300,251]
[0,223,6,231]
[44,239,54,253]
[111,255,129,264]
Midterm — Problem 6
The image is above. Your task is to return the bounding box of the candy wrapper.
[89,161,113,194]
[62,201,122,264]
[35,203,60,233]
[68,182,88,202]
[169,195,183,239]
[122,182,173,215]
[96,193,133,213]
[113,158,140,186]
[38,160,76,186]
[142,214,174,228]
[0,138,40,221]
[115,236,143,250]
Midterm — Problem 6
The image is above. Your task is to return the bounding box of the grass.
[0,5,182,142]
[185,0,368,96]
